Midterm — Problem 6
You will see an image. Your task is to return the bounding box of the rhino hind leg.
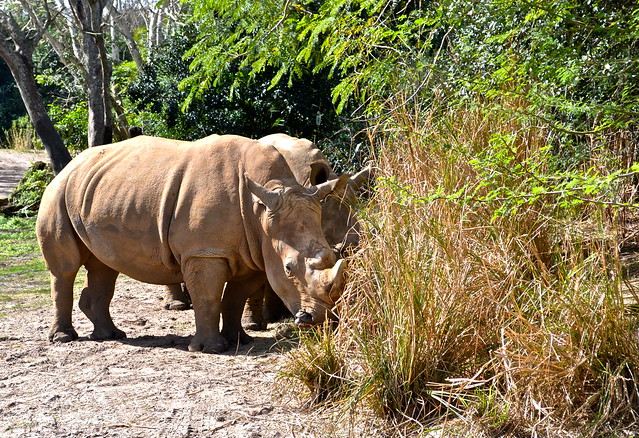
[48,273,80,343]
[163,283,191,310]
[78,256,125,341]
[40,212,86,344]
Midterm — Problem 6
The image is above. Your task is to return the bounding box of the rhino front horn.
[245,174,282,211]
[329,259,346,299]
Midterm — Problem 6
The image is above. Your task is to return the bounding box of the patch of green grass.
[0,214,90,319]
[0,215,50,317]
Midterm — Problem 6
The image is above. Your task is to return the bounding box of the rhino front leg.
[183,257,230,354]
[163,283,191,310]
[78,256,124,340]
[241,281,268,331]
[223,274,266,344]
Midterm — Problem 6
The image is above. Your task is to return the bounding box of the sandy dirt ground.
[1,278,386,437]
[0,150,388,438]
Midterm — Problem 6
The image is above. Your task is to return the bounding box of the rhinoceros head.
[246,174,349,325]
[320,165,372,256]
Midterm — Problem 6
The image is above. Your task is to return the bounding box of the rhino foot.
[222,327,254,345]
[89,326,127,341]
[188,335,229,354]
[49,328,79,343]
[163,300,191,311]
[241,315,267,331]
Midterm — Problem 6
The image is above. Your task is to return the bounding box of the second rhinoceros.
[36,134,347,353]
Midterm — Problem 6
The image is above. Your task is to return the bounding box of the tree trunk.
[72,0,113,147]
[0,49,71,174]
[109,2,144,70]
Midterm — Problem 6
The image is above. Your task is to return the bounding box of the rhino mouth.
[294,310,314,326]
[294,308,339,326]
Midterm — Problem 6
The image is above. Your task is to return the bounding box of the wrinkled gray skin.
[163,134,372,328]
[36,134,348,353]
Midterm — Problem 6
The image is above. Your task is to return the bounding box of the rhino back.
[59,135,281,283]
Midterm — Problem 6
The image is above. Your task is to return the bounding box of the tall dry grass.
[283,98,639,436]
[3,118,37,151]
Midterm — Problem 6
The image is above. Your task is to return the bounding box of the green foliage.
[47,103,88,152]
[184,0,439,113]
[183,0,639,165]
[182,0,308,104]
[128,23,356,146]
[443,0,639,150]
[0,59,26,146]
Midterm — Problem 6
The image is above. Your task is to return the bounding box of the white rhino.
[162,133,372,329]
[36,134,347,353]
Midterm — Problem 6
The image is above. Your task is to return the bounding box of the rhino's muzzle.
[294,310,314,326]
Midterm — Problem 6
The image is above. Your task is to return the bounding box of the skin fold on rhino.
[162,134,372,329]
[36,134,348,353]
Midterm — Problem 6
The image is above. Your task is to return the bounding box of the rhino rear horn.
[245,174,282,211]
[349,164,373,191]
[313,174,349,201]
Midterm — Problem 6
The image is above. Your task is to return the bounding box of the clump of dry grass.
[3,118,37,151]
[283,97,639,436]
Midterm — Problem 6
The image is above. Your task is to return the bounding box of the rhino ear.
[245,174,282,210]
[309,161,330,185]
[349,164,373,191]
[313,174,349,201]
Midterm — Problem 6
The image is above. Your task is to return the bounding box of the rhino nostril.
[294,310,313,326]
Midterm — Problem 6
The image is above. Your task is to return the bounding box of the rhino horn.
[328,259,347,300]
[349,164,373,191]
[313,174,349,201]
[245,174,282,211]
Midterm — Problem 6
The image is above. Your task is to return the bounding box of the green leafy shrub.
[127,24,355,151]
[47,103,88,152]
[6,162,55,216]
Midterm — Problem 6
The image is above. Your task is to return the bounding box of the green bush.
[6,162,55,216]
[47,103,88,152]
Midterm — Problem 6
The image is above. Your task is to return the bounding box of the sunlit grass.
[0,216,49,316]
